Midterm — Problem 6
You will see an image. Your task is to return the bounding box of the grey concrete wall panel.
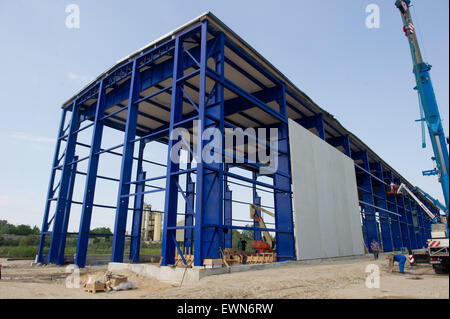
[288,119,364,260]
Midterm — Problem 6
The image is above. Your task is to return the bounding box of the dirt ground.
[0,255,448,299]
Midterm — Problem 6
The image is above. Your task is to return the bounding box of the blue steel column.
[48,101,80,264]
[194,25,225,266]
[424,202,435,240]
[414,201,425,248]
[75,81,105,267]
[384,170,403,250]
[404,194,417,249]
[412,198,422,248]
[326,135,351,157]
[394,177,411,249]
[421,199,431,245]
[161,35,185,266]
[37,108,68,263]
[417,196,430,247]
[418,198,430,246]
[253,171,262,242]
[273,86,296,261]
[353,151,379,251]
[111,60,141,263]
[223,176,232,249]
[129,140,146,262]
[298,114,325,140]
[416,200,427,246]
[409,199,421,249]
[371,162,393,252]
[425,206,433,239]
[56,156,78,264]
[184,163,195,254]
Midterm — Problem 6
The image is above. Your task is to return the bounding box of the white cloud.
[68,72,93,85]
[9,132,55,143]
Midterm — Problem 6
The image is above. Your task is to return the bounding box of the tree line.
[0,220,40,236]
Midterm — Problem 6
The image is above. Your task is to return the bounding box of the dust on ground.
[0,255,448,299]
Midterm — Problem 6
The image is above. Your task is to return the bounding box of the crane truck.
[389,183,449,273]
[394,1,449,273]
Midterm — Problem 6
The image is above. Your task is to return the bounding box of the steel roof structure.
[37,13,439,267]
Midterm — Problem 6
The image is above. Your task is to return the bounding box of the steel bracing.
[37,13,439,267]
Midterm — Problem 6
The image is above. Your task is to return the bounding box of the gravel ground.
[0,255,448,299]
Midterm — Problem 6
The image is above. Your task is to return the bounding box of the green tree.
[91,227,113,244]
[240,224,254,242]
[0,220,40,235]
[0,220,14,234]
[91,227,112,234]
[31,226,40,235]
[13,224,35,236]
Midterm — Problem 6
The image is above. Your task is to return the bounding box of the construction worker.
[387,253,407,273]
[370,239,381,260]
[240,237,247,252]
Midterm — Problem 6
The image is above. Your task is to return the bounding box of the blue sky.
[0,0,448,231]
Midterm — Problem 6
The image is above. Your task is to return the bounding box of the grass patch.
[0,245,163,258]
[0,246,39,258]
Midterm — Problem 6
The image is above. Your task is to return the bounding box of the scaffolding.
[37,13,439,268]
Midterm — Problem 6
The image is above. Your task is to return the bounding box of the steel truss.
[37,17,438,268]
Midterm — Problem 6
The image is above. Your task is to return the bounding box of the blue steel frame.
[37,16,439,268]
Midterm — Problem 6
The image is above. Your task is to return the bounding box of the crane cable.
[410,4,428,63]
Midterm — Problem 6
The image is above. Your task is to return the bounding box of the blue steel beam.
[206,69,286,124]
[224,37,282,88]
[79,36,212,122]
